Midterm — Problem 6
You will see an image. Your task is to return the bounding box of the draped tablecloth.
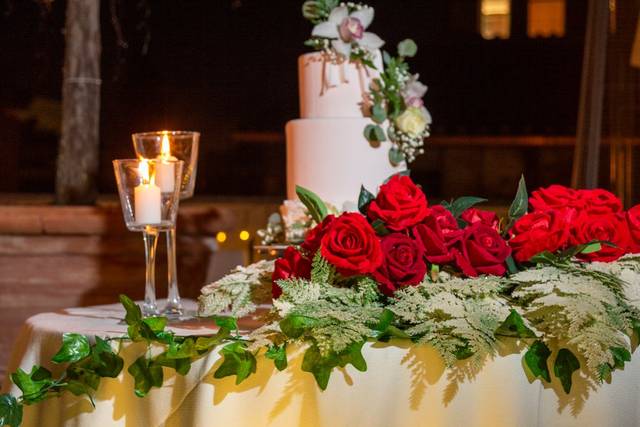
[3,300,640,427]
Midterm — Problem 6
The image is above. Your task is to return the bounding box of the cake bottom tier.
[286,118,404,210]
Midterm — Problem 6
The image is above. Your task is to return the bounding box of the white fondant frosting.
[286,118,403,210]
[298,51,382,119]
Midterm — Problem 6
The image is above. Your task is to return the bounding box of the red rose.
[530,185,584,212]
[301,215,336,257]
[509,209,574,262]
[571,213,631,262]
[627,205,640,251]
[579,189,622,215]
[373,233,427,295]
[271,246,311,298]
[320,212,383,276]
[412,206,461,264]
[461,208,499,231]
[453,223,511,277]
[368,175,430,231]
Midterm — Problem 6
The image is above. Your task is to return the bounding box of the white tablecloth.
[4,300,640,427]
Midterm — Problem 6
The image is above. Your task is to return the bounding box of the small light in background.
[216,231,227,243]
[239,230,250,241]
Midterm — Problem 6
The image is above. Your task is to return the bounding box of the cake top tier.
[298,51,382,119]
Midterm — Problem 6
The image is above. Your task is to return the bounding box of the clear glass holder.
[163,227,183,317]
[142,227,161,316]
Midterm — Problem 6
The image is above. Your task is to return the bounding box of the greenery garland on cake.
[302,1,432,165]
[2,175,640,426]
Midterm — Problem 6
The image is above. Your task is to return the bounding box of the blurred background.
[0,0,639,378]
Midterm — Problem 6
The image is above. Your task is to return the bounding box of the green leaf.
[119,294,142,326]
[382,51,392,65]
[265,344,288,371]
[142,317,167,333]
[195,330,230,353]
[0,394,23,427]
[301,345,336,390]
[454,344,474,360]
[213,342,257,385]
[64,380,95,407]
[530,251,559,265]
[11,366,53,404]
[524,340,551,382]
[279,315,318,339]
[358,185,376,215]
[610,347,631,370]
[371,309,410,341]
[383,170,411,184]
[445,196,488,218]
[371,219,390,236]
[508,175,528,221]
[364,124,387,142]
[397,39,418,57]
[214,316,238,333]
[127,356,164,398]
[505,255,520,275]
[296,185,328,224]
[371,104,387,124]
[495,310,537,338]
[337,341,367,372]
[152,353,192,376]
[51,333,91,364]
[579,241,603,255]
[166,338,197,360]
[554,349,580,394]
[90,338,124,378]
[388,147,405,166]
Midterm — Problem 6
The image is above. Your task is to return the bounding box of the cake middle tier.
[286,118,404,210]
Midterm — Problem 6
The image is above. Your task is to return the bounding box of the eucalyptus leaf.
[388,147,405,166]
[554,348,580,394]
[52,333,91,364]
[364,124,387,143]
[296,185,328,223]
[371,104,387,124]
[524,340,551,382]
[397,39,418,57]
[0,394,22,427]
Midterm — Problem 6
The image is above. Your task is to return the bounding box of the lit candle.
[155,132,177,193]
[135,160,161,225]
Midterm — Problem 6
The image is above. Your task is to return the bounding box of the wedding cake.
[286,51,402,210]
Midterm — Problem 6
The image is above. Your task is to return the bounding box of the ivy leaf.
[388,147,405,166]
[610,347,631,370]
[265,344,288,371]
[0,394,22,427]
[152,353,192,376]
[371,309,410,341]
[166,338,197,360]
[128,356,164,398]
[301,345,337,390]
[371,219,390,236]
[508,175,528,222]
[454,344,474,360]
[296,185,328,224]
[195,330,229,352]
[495,310,537,338]
[364,124,387,143]
[11,366,53,404]
[444,196,488,218]
[90,338,124,378]
[279,314,318,339]
[358,185,376,215]
[337,341,367,372]
[64,380,96,407]
[214,316,238,334]
[142,317,167,334]
[213,342,257,385]
[397,39,418,58]
[52,333,91,364]
[524,340,551,382]
[554,348,580,394]
[119,294,142,326]
[371,104,387,124]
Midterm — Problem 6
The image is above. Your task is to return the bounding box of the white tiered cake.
[286,52,404,211]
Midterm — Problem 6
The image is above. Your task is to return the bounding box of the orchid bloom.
[311,6,384,58]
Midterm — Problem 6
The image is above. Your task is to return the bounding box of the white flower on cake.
[311,5,384,58]
[395,107,429,137]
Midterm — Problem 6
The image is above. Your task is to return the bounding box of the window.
[480,0,511,39]
[528,0,566,38]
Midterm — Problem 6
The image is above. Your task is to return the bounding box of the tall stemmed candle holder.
[132,131,200,317]
[113,159,184,317]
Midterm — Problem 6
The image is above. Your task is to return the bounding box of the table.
[4,300,640,427]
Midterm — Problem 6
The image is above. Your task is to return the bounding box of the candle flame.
[139,159,154,185]
[161,132,171,158]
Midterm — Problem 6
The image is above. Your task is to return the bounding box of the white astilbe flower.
[311,5,384,58]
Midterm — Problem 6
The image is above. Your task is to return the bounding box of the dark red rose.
[509,209,574,263]
[571,213,631,262]
[530,185,584,212]
[453,223,511,277]
[301,215,336,257]
[579,189,623,215]
[367,175,430,231]
[271,246,312,298]
[461,208,499,231]
[627,205,640,252]
[412,206,461,264]
[373,233,427,295]
[320,212,383,276]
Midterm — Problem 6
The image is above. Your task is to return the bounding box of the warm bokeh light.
[215,231,227,243]
[139,159,152,185]
[161,132,171,158]
[239,230,250,241]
